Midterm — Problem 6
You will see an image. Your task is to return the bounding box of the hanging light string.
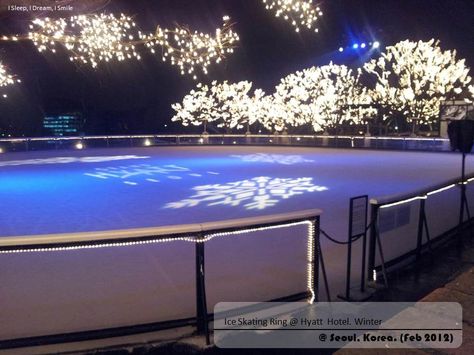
[262,0,323,33]
[0,13,239,78]
[28,13,140,68]
[140,16,239,79]
[0,61,20,88]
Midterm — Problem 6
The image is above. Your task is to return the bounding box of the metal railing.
[0,209,322,349]
[0,134,452,153]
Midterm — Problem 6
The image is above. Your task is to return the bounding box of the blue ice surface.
[0,145,471,237]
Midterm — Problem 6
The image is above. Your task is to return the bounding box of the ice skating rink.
[1,145,473,341]
[1,145,471,236]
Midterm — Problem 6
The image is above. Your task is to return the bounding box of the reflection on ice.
[0,155,149,167]
[230,153,314,165]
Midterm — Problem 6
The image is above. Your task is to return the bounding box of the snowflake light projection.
[262,0,323,33]
[165,176,327,210]
[364,39,472,125]
[85,164,190,184]
[230,153,314,165]
[84,163,220,186]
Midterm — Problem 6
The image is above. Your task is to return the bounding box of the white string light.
[426,184,456,196]
[0,219,318,304]
[198,220,316,303]
[15,13,239,77]
[377,179,469,209]
[0,61,20,89]
[262,0,323,33]
[0,236,194,254]
[306,220,316,303]
[0,221,317,299]
[29,13,140,68]
[140,16,239,79]
[0,220,315,294]
[379,195,427,209]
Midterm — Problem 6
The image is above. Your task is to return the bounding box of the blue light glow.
[352,43,359,49]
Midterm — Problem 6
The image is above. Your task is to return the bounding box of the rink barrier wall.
[0,134,452,152]
[0,209,321,349]
[366,171,474,287]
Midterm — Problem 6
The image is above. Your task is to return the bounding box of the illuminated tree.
[256,93,292,132]
[262,0,323,33]
[364,39,472,133]
[211,80,253,130]
[171,80,258,132]
[275,63,375,132]
[171,83,215,131]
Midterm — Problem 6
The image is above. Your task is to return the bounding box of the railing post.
[456,152,474,245]
[195,234,209,345]
[345,221,352,299]
[416,198,426,261]
[368,204,379,284]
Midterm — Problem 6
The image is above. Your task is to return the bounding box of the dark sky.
[0,0,473,136]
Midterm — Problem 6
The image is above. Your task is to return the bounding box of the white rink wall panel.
[204,226,309,308]
[0,243,195,340]
[373,181,473,267]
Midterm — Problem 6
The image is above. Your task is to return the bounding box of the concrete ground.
[334,226,474,355]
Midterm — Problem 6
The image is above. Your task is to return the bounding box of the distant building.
[43,113,84,136]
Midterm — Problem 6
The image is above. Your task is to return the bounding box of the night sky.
[0,0,473,136]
